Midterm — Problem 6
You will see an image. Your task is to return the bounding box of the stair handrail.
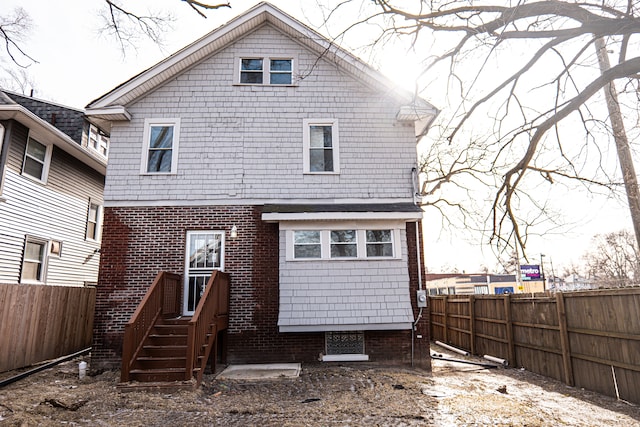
[121,271,182,382]
[186,271,230,383]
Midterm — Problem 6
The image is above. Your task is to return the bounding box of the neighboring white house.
[0,90,108,287]
[86,2,438,370]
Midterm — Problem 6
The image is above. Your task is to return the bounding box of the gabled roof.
[86,2,437,129]
[0,90,107,174]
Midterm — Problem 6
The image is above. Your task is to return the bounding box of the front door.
[183,230,224,315]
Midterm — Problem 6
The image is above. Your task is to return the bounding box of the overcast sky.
[2,0,635,275]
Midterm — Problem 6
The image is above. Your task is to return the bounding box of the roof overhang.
[261,203,423,222]
[279,322,413,333]
[0,105,107,175]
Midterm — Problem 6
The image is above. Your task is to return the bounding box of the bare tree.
[327,0,640,261]
[583,230,640,287]
[0,1,231,66]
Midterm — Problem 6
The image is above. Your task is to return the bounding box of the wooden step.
[147,334,187,346]
[133,356,187,370]
[141,345,187,358]
[129,368,190,382]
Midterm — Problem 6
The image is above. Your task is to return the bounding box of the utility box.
[416,289,427,308]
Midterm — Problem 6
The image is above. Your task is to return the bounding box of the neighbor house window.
[86,202,101,240]
[366,230,393,257]
[303,119,339,174]
[330,230,357,258]
[237,56,294,85]
[293,231,322,259]
[22,138,51,182]
[141,118,180,174]
[21,237,47,283]
[88,125,109,157]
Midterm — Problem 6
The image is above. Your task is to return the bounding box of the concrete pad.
[217,363,301,380]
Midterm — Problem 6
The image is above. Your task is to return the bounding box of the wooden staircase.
[120,271,230,390]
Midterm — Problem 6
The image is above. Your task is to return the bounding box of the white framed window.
[303,119,339,174]
[289,227,398,261]
[141,118,180,174]
[365,230,393,257]
[236,56,295,85]
[21,236,48,283]
[86,202,101,241]
[22,137,52,183]
[88,124,109,157]
[184,230,225,314]
[293,230,322,259]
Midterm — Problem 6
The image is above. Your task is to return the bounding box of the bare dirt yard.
[1,347,639,426]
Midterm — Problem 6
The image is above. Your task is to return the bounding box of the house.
[425,273,546,295]
[0,90,108,287]
[86,2,438,377]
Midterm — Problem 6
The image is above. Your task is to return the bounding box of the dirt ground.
[1,347,639,426]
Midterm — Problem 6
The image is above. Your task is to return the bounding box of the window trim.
[287,227,399,261]
[88,124,109,157]
[140,118,180,175]
[86,201,102,241]
[22,137,52,183]
[234,55,297,86]
[303,118,340,174]
[20,236,49,284]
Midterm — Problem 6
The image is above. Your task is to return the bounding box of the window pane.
[294,244,321,258]
[240,72,263,84]
[270,73,291,85]
[27,139,47,161]
[149,126,173,149]
[310,148,333,172]
[87,222,96,240]
[88,204,98,222]
[147,149,172,172]
[309,126,332,148]
[366,243,393,257]
[366,230,392,243]
[270,59,291,71]
[25,241,45,261]
[241,59,263,70]
[294,231,320,244]
[331,243,357,257]
[22,261,41,281]
[23,157,44,179]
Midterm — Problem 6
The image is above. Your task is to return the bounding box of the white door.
[183,231,224,315]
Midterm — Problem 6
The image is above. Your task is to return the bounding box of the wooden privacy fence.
[0,283,95,373]
[430,288,640,404]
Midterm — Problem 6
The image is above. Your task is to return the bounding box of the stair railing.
[186,271,230,383]
[121,271,182,382]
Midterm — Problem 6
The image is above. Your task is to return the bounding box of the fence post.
[443,295,449,343]
[556,292,574,386]
[503,294,516,366]
[469,295,476,355]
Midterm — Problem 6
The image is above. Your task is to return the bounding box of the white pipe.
[483,354,508,366]
[435,341,470,356]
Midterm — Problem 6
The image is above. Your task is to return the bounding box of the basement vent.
[325,331,365,355]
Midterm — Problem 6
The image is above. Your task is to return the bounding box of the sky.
[1,0,635,275]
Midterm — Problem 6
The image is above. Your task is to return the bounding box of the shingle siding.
[105,24,417,205]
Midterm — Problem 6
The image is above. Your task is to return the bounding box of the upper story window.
[141,118,180,174]
[22,138,52,183]
[21,236,48,283]
[366,230,393,257]
[88,124,109,157]
[330,230,357,258]
[303,119,339,174]
[293,230,321,259]
[236,56,294,85]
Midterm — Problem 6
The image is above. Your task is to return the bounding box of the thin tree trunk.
[595,37,640,252]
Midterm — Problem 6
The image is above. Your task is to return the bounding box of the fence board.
[430,287,640,405]
[0,284,95,373]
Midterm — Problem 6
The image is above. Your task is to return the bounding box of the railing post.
[443,295,449,343]
[469,295,476,355]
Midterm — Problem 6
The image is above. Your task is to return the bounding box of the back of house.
[87,2,437,372]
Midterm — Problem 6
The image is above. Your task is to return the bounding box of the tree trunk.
[595,37,640,252]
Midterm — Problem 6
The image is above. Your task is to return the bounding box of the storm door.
[183,231,224,315]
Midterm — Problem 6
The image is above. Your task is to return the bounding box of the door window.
[184,231,224,314]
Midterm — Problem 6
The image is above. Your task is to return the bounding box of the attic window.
[237,56,294,85]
